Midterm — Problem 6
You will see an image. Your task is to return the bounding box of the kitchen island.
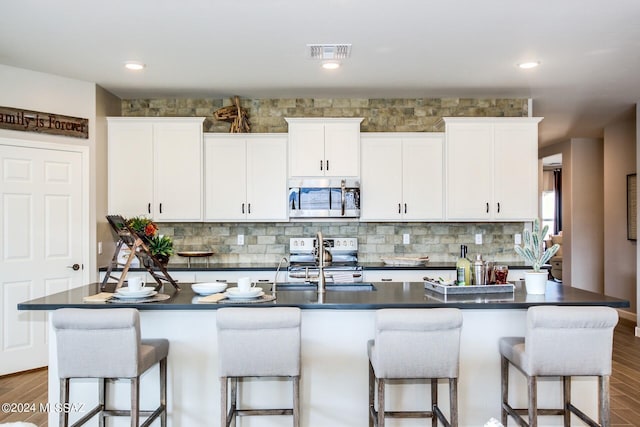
[19,281,629,427]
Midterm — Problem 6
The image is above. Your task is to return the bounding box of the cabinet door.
[493,124,538,220]
[324,122,360,177]
[154,121,203,221]
[204,136,247,221]
[246,136,288,221]
[446,124,493,220]
[107,121,154,217]
[403,135,444,220]
[360,136,403,221]
[288,122,325,177]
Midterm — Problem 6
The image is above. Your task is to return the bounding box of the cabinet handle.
[381,278,393,282]
[398,203,401,214]
[242,203,245,214]
[148,203,151,214]
[159,203,163,214]
[497,202,501,213]
[404,203,407,214]
[326,160,329,170]
[320,160,323,171]
[215,279,227,282]
[486,202,489,213]
[248,203,251,214]
[257,279,270,283]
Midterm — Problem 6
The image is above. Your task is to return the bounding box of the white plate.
[116,287,155,297]
[226,286,262,298]
[114,290,158,299]
[226,290,265,300]
[192,282,228,295]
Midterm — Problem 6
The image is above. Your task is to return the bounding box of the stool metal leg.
[368,361,375,427]
[450,378,458,427]
[131,377,140,427]
[230,378,238,427]
[563,376,571,426]
[220,376,228,427]
[293,376,300,427]
[60,378,70,427]
[527,376,537,427]
[377,378,385,427]
[160,357,167,427]
[99,378,106,427]
[599,375,610,427]
[501,356,509,426]
[431,379,438,427]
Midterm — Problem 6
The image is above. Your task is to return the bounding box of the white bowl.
[192,282,227,295]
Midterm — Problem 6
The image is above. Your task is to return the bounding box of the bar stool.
[52,308,169,427]
[217,307,301,427]
[368,308,463,427]
[499,305,618,427]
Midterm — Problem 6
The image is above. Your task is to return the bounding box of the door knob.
[67,263,81,271]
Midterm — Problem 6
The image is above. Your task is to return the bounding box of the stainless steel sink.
[275,283,376,292]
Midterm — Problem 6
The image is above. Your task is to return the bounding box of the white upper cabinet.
[204,134,288,222]
[286,118,362,177]
[444,117,542,221]
[360,133,444,221]
[107,117,204,221]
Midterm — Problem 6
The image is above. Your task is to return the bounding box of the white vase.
[524,271,548,294]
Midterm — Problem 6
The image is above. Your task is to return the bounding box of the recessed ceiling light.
[322,61,341,70]
[518,61,540,69]
[124,61,146,71]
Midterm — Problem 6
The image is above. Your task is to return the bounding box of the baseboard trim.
[636,326,640,338]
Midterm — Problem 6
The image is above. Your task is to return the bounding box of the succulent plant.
[148,234,174,258]
[514,218,559,272]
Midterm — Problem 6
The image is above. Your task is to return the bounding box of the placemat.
[106,294,171,304]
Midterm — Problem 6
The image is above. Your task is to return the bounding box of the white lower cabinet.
[204,134,288,221]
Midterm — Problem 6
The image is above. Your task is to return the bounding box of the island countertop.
[28,281,629,427]
[18,281,630,311]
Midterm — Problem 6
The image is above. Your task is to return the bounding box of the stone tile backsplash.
[160,222,525,266]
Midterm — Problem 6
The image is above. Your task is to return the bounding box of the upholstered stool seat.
[217,307,301,427]
[368,308,463,427]
[500,305,618,427]
[52,308,169,427]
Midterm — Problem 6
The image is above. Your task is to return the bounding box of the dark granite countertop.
[18,281,629,311]
[99,261,536,272]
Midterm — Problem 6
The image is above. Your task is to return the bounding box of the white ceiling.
[1,0,639,146]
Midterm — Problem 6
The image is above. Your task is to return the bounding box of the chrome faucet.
[273,256,288,295]
[315,231,326,293]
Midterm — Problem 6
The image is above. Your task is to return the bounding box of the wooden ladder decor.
[101,215,180,292]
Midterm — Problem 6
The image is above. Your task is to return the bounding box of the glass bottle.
[456,245,471,286]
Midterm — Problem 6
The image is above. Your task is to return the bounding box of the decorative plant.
[127,216,158,237]
[514,218,560,272]
[148,235,174,259]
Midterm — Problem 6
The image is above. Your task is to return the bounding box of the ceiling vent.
[307,44,352,60]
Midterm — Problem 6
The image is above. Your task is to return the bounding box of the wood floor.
[0,318,638,426]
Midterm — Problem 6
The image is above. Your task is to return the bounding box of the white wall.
[570,138,605,293]
[604,117,636,313]
[0,65,99,277]
[539,138,606,293]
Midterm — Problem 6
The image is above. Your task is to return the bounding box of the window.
[541,191,555,240]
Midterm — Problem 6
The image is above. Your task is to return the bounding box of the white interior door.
[0,141,86,375]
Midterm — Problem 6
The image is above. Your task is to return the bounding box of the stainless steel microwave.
[288,178,360,218]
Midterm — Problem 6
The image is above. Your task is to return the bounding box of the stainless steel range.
[288,237,362,283]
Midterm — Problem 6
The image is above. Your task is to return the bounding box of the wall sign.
[0,106,88,139]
